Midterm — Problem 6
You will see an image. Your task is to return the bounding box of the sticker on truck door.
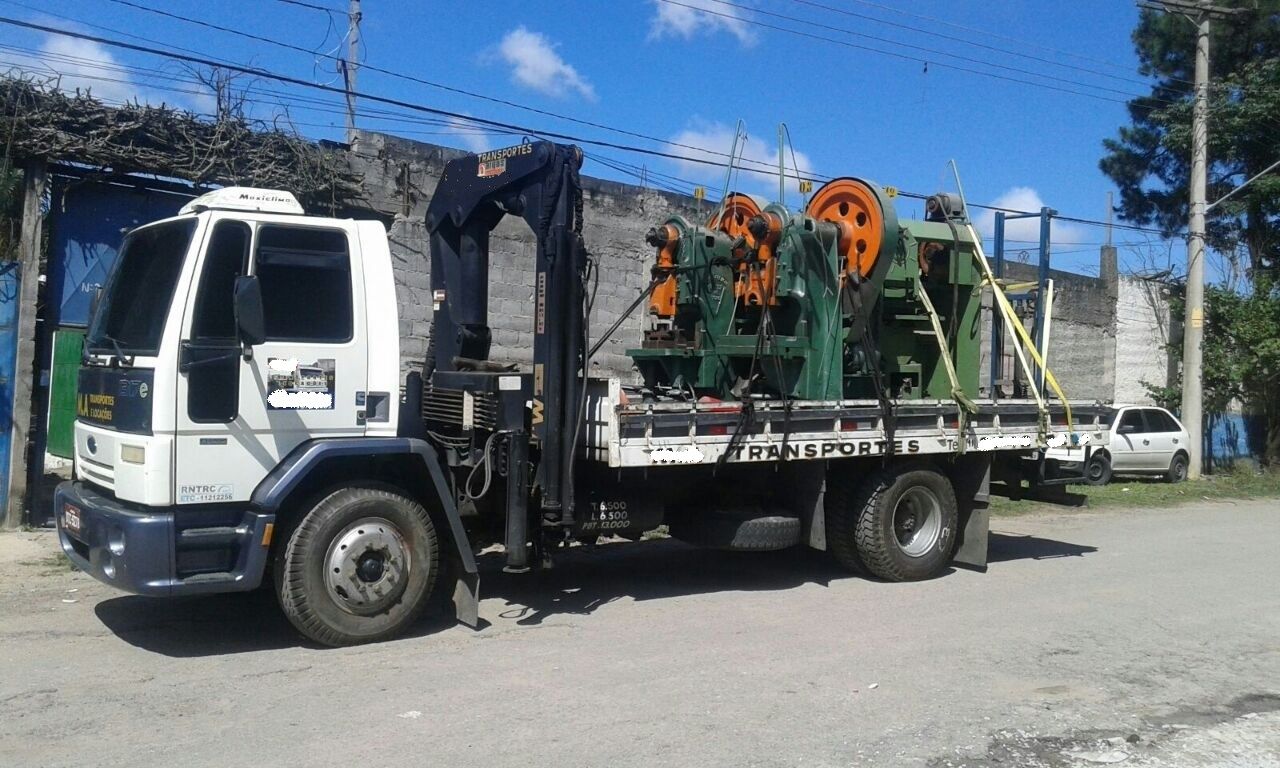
[266,358,335,410]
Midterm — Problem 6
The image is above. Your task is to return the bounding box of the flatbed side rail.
[582,384,1108,469]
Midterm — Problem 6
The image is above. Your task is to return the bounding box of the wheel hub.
[325,517,411,616]
[893,487,942,558]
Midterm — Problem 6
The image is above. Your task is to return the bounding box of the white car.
[1047,405,1191,485]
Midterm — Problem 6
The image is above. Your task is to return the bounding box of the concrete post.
[5,159,47,529]
[1181,16,1210,479]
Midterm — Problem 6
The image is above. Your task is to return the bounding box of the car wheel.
[1086,452,1112,486]
[1166,453,1189,483]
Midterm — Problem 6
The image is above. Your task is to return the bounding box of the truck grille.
[78,455,115,493]
[422,386,497,431]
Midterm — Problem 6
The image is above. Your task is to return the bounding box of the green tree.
[1106,2,1280,465]
[1101,3,1280,284]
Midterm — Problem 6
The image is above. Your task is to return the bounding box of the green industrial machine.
[628,179,982,404]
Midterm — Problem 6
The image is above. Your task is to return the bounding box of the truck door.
[174,216,368,504]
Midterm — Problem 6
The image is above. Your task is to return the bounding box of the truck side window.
[255,225,353,343]
[191,221,250,340]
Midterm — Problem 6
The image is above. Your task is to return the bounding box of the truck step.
[177,526,248,547]
[179,571,237,585]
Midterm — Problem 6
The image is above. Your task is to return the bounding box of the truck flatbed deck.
[586,379,1107,468]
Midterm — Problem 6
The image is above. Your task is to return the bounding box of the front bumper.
[55,481,275,597]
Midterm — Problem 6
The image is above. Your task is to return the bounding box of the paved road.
[1,500,1278,767]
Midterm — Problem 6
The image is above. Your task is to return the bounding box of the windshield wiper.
[94,334,135,367]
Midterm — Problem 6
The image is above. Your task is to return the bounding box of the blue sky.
[0,0,1183,275]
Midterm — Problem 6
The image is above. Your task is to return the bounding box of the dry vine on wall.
[0,73,361,209]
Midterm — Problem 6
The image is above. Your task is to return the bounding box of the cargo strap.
[912,275,979,448]
[965,223,1074,437]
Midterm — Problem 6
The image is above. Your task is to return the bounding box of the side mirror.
[1117,423,1136,435]
[233,275,266,347]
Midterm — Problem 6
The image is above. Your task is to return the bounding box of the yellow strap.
[913,275,978,416]
[966,224,1074,434]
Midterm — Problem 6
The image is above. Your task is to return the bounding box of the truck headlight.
[120,445,145,465]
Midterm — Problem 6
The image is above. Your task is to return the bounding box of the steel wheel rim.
[1088,458,1105,481]
[1174,458,1187,481]
[893,487,942,558]
[324,517,412,616]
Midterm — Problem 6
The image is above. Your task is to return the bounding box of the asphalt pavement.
[1,499,1277,767]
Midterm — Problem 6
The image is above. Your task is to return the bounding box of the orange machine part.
[805,179,885,279]
[707,192,761,241]
[648,223,680,318]
[740,210,783,306]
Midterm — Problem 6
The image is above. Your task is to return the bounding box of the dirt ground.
[1,499,1277,767]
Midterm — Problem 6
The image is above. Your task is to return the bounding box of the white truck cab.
[59,188,403,594]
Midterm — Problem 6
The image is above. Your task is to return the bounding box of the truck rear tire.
[275,487,440,647]
[828,463,957,581]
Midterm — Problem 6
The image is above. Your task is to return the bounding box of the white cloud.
[497,27,595,101]
[648,0,756,45]
[975,186,1089,253]
[442,115,494,154]
[666,120,814,200]
[5,31,212,113]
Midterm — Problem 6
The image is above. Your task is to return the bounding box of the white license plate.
[62,503,81,535]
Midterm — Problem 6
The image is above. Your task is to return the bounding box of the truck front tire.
[827,463,957,582]
[276,487,440,647]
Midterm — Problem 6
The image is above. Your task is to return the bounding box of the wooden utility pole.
[344,0,362,146]
[4,159,46,529]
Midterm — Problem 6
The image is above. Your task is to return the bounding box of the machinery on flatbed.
[56,141,1103,646]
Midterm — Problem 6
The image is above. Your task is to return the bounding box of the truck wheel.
[276,487,440,647]
[830,464,957,581]
[1166,453,1189,483]
[1086,452,1112,486]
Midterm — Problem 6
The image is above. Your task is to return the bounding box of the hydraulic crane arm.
[424,141,587,522]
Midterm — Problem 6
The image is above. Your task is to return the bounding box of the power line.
[733,0,1153,99]
[840,0,1151,77]
[658,0,1138,104]
[0,16,1173,237]
[98,0,771,168]
[783,0,1169,90]
[272,0,341,14]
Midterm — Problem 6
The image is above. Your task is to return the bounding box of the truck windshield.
[86,218,197,358]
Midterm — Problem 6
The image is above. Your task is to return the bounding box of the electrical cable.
[0,17,1182,238]
[783,0,1173,90]
[690,0,1155,103]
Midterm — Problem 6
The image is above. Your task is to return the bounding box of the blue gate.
[0,263,20,518]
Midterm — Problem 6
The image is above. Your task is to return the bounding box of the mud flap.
[950,453,992,571]
[452,570,481,628]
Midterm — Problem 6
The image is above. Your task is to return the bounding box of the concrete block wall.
[1114,276,1176,404]
[347,130,1172,405]
[349,131,703,380]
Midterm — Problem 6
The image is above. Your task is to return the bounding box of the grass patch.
[991,465,1280,516]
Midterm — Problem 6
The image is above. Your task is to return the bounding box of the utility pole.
[344,0,362,146]
[1138,1,1245,480]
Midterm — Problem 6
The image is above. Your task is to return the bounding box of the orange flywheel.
[707,192,761,240]
[806,179,886,279]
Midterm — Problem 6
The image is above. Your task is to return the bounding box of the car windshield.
[85,218,197,357]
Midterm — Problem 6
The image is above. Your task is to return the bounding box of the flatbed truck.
[56,142,1103,645]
